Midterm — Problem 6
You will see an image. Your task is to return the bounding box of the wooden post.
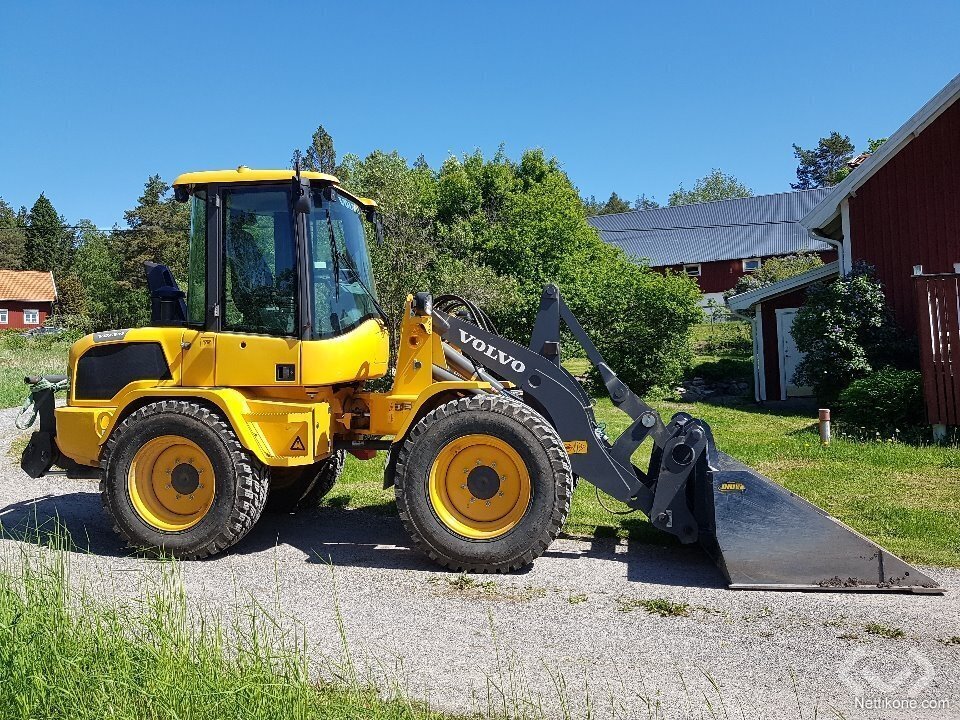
[818,408,831,445]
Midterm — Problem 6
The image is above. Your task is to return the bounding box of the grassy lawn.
[0,333,70,408]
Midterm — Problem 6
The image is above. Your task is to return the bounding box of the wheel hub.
[127,435,215,532]
[427,434,532,540]
[466,465,500,500]
[170,463,200,495]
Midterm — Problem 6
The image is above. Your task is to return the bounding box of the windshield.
[307,189,380,338]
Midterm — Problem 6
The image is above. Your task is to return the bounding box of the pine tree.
[24,193,71,271]
[791,132,856,189]
[291,125,337,173]
[0,197,26,269]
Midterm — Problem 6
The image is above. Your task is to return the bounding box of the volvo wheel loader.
[19,167,942,593]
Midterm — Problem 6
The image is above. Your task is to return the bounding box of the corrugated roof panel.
[587,188,833,266]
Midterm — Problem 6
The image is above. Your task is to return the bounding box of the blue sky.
[1,1,958,227]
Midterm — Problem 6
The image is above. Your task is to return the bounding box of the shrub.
[836,368,925,436]
[792,263,913,401]
[724,252,824,299]
[575,258,704,396]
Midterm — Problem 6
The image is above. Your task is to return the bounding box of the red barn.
[730,73,960,420]
[0,270,58,329]
[588,189,837,310]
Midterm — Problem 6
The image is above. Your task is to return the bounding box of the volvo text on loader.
[20,167,942,593]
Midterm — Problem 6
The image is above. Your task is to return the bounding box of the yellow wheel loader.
[19,167,942,592]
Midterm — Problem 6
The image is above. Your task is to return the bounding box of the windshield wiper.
[324,209,341,302]
[324,209,389,325]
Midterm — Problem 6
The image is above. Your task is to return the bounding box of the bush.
[724,253,824,299]
[836,368,926,437]
[575,256,704,396]
[792,263,914,401]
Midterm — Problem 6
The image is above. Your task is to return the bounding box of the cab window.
[222,187,297,336]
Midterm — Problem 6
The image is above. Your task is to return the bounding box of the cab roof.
[172,166,378,208]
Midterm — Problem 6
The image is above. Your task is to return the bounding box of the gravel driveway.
[0,407,957,719]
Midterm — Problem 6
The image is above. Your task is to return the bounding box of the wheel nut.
[485,501,491,506]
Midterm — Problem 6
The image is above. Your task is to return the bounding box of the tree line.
[584,131,886,217]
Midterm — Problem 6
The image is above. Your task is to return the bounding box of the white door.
[776,309,813,399]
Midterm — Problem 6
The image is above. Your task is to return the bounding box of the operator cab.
[170,167,390,387]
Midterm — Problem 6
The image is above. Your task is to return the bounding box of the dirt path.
[0,408,957,719]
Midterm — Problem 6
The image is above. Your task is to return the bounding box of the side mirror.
[174,185,189,203]
[294,194,311,214]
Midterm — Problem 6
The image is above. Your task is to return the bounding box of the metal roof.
[588,188,833,267]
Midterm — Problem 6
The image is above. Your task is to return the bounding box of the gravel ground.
[0,407,957,719]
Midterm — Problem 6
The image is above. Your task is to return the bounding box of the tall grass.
[0,531,451,720]
[0,332,70,408]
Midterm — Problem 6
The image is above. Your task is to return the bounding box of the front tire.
[395,395,572,572]
[100,401,269,559]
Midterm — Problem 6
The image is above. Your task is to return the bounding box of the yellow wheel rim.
[428,434,531,540]
[127,435,216,532]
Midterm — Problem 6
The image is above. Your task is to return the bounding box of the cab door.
[213,184,302,387]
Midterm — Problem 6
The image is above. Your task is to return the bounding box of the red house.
[0,270,58,329]
[730,72,960,419]
[587,189,837,309]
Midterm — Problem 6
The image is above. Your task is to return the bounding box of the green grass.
[0,333,70,408]
[330,390,960,566]
[616,596,691,617]
[0,536,457,720]
[864,622,905,639]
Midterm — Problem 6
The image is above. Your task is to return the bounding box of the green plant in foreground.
[0,543,447,720]
[617,596,690,617]
[864,622,905,639]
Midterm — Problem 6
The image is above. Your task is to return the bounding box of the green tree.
[791,131,856,189]
[71,221,145,330]
[121,175,190,290]
[0,197,26,269]
[668,169,752,207]
[582,191,659,216]
[634,194,660,210]
[725,253,824,298]
[792,263,911,401]
[291,125,337,173]
[24,193,72,271]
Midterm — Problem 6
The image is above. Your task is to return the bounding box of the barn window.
[743,258,761,272]
[683,263,702,277]
[23,309,40,325]
[0,309,7,324]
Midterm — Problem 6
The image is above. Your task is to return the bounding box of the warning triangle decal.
[290,436,305,451]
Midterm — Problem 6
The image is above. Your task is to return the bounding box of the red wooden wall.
[659,251,836,294]
[849,98,960,333]
[914,274,960,425]
[0,300,52,329]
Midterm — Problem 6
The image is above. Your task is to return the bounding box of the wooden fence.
[915,273,960,425]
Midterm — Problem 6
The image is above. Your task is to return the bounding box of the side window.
[186,190,207,325]
[222,188,297,336]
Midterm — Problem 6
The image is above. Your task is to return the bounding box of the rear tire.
[100,401,269,559]
[266,450,345,512]
[395,395,572,572]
